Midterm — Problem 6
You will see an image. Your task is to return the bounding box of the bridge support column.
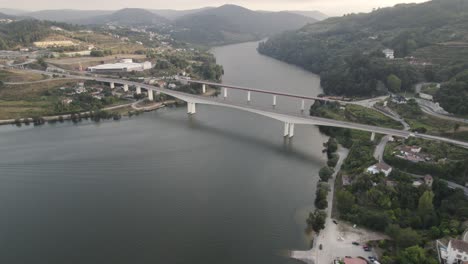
[247,91,251,103]
[371,132,376,141]
[301,100,305,112]
[223,87,228,99]
[110,82,115,89]
[202,84,206,94]
[123,84,129,92]
[273,95,277,107]
[284,122,290,137]
[148,90,154,101]
[289,123,295,138]
[187,102,196,114]
[136,86,141,95]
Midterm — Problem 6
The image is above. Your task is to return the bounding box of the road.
[8,68,468,149]
[291,147,386,264]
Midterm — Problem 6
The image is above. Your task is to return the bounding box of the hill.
[258,0,468,104]
[74,8,169,26]
[0,8,27,16]
[0,12,16,20]
[0,19,79,49]
[24,9,113,22]
[149,7,214,20]
[286,10,328,20]
[173,4,316,45]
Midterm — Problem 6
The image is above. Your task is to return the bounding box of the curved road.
[13,69,468,149]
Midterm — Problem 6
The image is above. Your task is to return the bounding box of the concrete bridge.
[18,70,468,148]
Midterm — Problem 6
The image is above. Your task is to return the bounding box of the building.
[367,162,393,177]
[382,48,395,59]
[438,239,468,264]
[87,59,152,73]
[33,40,76,48]
[419,92,434,101]
[391,94,407,104]
[424,175,433,187]
[343,258,367,264]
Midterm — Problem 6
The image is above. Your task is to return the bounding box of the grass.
[0,80,81,119]
[315,103,404,130]
[388,101,468,141]
[0,69,47,83]
[0,80,79,100]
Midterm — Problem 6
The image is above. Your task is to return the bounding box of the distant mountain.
[287,10,328,21]
[25,9,113,22]
[74,8,169,26]
[0,12,16,20]
[149,7,214,20]
[0,8,27,16]
[173,4,316,45]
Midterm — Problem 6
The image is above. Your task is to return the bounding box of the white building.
[419,92,434,101]
[382,48,395,59]
[367,162,393,177]
[87,59,152,73]
[438,240,468,264]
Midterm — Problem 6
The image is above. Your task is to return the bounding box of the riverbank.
[0,87,219,126]
[290,146,349,263]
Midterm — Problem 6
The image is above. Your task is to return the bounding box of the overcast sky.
[1,0,429,16]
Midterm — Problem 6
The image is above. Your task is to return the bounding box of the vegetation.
[310,101,403,130]
[172,5,315,45]
[387,99,468,140]
[384,138,468,185]
[258,0,468,107]
[435,70,468,115]
[0,19,79,49]
[307,209,327,233]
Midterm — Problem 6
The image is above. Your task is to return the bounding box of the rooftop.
[451,240,468,254]
[344,258,367,264]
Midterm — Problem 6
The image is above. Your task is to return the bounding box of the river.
[0,41,325,264]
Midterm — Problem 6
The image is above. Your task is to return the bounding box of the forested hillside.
[173,5,316,45]
[258,0,468,109]
[0,20,79,50]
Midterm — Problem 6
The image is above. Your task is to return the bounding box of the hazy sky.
[2,0,429,16]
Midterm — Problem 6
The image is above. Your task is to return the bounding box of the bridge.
[19,70,468,148]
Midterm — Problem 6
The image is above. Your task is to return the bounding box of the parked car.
[333,220,338,224]
[319,244,323,250]
[352,241,360,245]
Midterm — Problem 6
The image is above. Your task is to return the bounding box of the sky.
[1,0,429,16]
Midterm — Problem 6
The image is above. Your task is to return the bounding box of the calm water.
[0,41,325,264]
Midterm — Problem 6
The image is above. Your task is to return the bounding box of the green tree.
[418,191,434,216]
[387,74,402,93]
[319,166,334,182]
[306,210,327,232]
[397,246,437,264]
[336,190,355,214]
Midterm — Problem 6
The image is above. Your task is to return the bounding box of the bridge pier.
[273,95,277,107]
[202,84,206,94]
[136,86,141,95]
[289,123,295,138]
[123,84,129,92]
[110,82,115,89]
[247,91,251,103]
[284,122,290,137]
[148,90,154,101]
[223,87,228,99]
[371,132,376,141]
[283,122,295,138]
[187,102,196,114]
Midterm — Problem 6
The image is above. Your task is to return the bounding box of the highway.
[13,69,468,149]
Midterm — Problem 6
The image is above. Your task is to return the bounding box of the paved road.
[10,68,468,149]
